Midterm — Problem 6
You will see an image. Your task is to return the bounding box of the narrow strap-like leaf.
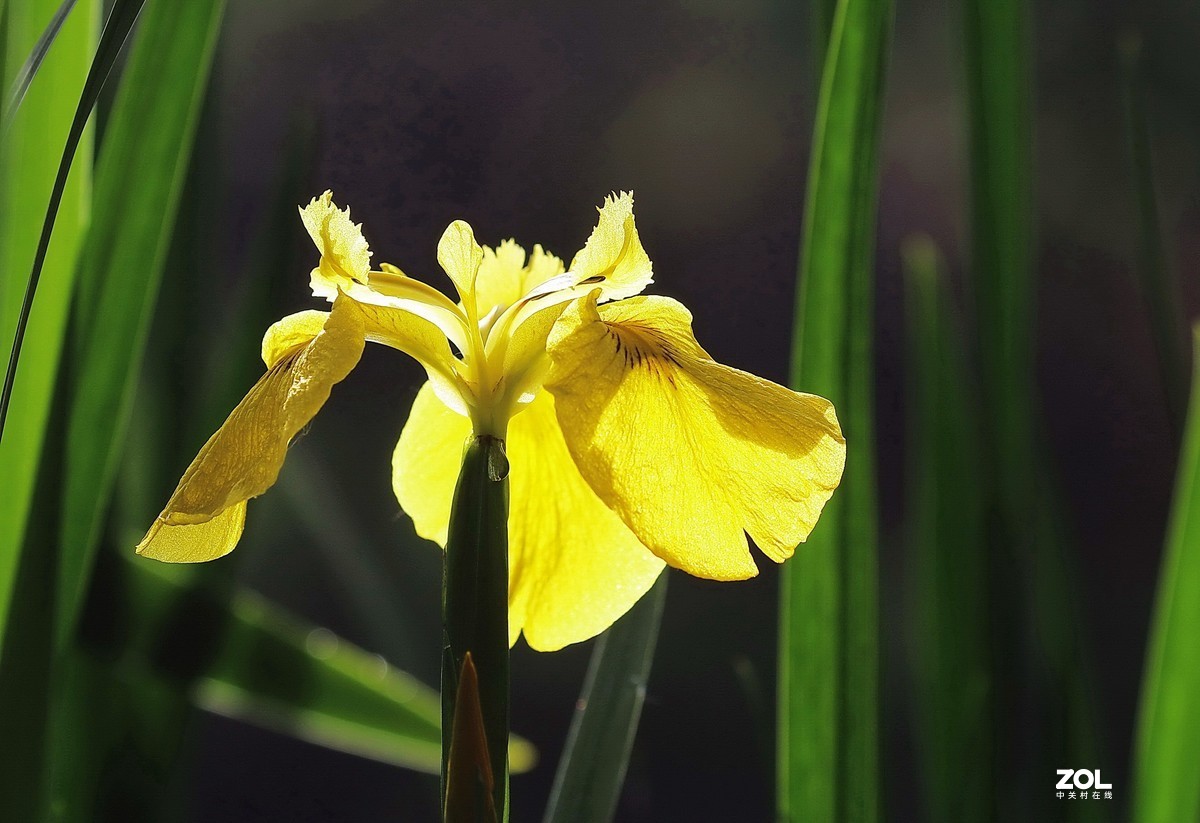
[0,0,97,661]
[543,571,667,823]
[0,0,144,442]
[902,237,993,823]
[963,2,1108,820]
[1133,327,1200,823]
[54,0,226,650]
[778,0,892,821]
[442,435,510,821]
[1,0,78,129]
[1119,35,1188,436]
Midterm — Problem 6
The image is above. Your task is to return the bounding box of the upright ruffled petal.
[545,293,846,580]
[393,384,664,651]
[437,220,485,314]
[136,297,366,562]
[300,191,373,299]
[568,192,653,303]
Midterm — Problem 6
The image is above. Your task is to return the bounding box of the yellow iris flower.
[136,191,846,651]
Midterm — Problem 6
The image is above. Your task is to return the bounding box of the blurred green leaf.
[0,1,222,816]
[777,0,891,820]
[200,587,443,775]
[1133,327,1200,823]
[202,590,536,776]
[2,0,77,125]
[543,572,666,823]
[963,0,1032,467]
[94,555,535,778]
[55,0,225,650]
[963,2,1106,819]
[0,0,95,660]
[0,0,141,443]
[1119,34,1188,436]
[902,236,992,823]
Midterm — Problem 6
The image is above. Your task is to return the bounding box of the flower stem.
[442,435,510,822]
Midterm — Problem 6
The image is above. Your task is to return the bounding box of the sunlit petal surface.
[393,384,665,650]
[473,240,565,316]
[136,296,366,561]
[546,293,845,580]
[567,191,653,303]
[300,190,373,298]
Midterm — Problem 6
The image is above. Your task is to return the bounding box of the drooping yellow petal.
[393,384,665,651]
[437,220,485,314]
[567,191,653,303]
[135,502,247,564]
[473,240,565,317]
[300,190,373,299]
[392,382,469,548]
[136,297,366,562]
[545,293,845,580]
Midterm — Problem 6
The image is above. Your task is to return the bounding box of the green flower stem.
[442,435,511,822]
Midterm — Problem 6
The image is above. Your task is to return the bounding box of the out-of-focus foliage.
[1133,328,1200,823]
[902,237,992,823]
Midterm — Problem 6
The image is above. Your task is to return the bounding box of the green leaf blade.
[0,0,96,654]
[1133,328,1200,823]
[2,0,78,125]
[778,0,892,821]
[902,236,993,823]
[55,0,226,650]
[543,572,667,823]
[199,591,445,774]
[1118,36,1188,436]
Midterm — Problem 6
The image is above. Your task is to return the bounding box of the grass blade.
[1,0,76,127]
[963,2,1108,819]
[1119,35,1188,436]
[1132,327,1200,823]
[0,0,143,441]
[777,0,891,820]
[0,0,95,661]
[55,0,225,650]
[542,572,667,823]
[0,1,222,814]
[86,557,538,777]
[902,237,993,823]
[199,592,442,775]
[963,0,1033,472]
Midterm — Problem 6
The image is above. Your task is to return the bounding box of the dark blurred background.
[142,0,1200,819]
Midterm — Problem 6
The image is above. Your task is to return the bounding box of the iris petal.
[545,293,846,580]
[136,296,366,562]
[567,191,653,303]
[393,384,665,650]
[437,220,485,313]
[472,240,566,316]
[300,190,372,298]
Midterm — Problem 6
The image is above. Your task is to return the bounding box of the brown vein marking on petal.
[604,322,680,387]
